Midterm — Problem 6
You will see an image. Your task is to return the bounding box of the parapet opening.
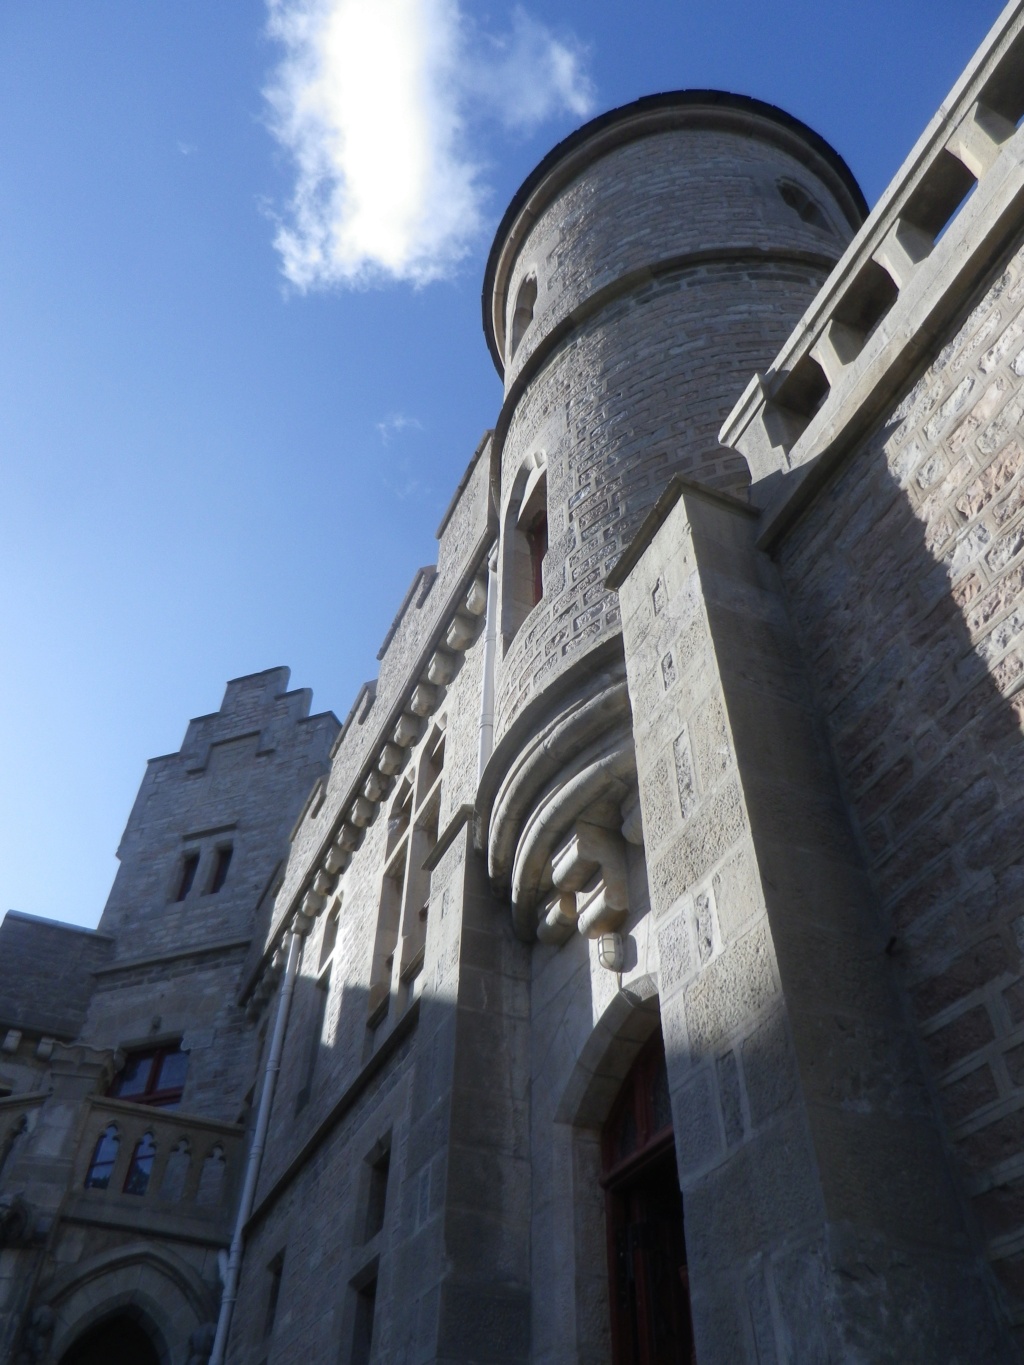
[774,355,829,423]
[980,29,1024,127]
[509,273,538,361]
[902,148,977,245]
[760,354,831,454]
[833,258,900,343]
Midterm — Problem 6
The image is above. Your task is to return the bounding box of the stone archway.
[38,1241,214,1365]
[59,1312,161,1365]
[548,974,672,1364]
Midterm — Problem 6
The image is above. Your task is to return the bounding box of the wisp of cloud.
[265,0,594,289]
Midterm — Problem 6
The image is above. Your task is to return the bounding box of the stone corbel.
[536,820,629,945]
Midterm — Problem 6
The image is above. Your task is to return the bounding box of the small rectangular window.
[207,844,233,895]
[175,852,200,902]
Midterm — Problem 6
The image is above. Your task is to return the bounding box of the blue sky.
[0,0,1005,929]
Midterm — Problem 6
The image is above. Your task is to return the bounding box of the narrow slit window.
[502,457,548,645]
[175,852,200,902]
[509,273,538,360]
[207,844,233,894]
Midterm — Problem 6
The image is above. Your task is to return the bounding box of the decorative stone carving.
[378,743,405,775]
[410,683,438,717]
[393,714,423,748]
[464,576,488,616]
[426,650,456,686]
[313,870,335,897]
[324,844,348,875]
[446,613,476,651]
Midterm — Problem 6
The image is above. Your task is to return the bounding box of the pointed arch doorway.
[59,1314,161,1365]
[602,1030,696,1364]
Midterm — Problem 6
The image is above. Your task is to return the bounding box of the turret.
[479,92,866,940]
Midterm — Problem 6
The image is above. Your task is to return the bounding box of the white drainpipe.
[477,547,499,786]
[209,925,304,1365]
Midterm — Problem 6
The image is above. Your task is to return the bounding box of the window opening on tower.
[509,273,538,360]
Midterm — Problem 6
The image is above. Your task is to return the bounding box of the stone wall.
[613,480,1012,1361]
[0,915,112,1042]
[494,259,832,742]
[777,232,1024,1316]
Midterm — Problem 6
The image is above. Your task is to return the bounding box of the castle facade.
[5,5,1024,1362]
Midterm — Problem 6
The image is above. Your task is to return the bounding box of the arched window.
[509,273,538,360]
[83,1124,120,1190]
[197,1143,227,1206]
[123,1131,157,1196]
[602,1032,694,1364]
[160,1137,191,1201]
[502,454,548,646]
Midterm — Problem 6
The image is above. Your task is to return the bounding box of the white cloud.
[375,412,424,444]
[264,0,594,289]
[467,9,594,132]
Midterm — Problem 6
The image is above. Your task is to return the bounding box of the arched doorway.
[602,1030,695,1364]
[59,1314,161,1365]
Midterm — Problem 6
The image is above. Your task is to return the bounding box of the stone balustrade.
[70,1097,243,1240]
[720,5,1024,531]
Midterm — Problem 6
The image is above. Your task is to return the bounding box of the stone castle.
[5,5,1024,1361]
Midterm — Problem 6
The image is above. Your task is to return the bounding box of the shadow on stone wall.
[776,398,1024,1312]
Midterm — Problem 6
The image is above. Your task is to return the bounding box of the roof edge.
[481,89,868,375]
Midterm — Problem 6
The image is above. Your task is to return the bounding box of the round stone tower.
[479,91,865,941]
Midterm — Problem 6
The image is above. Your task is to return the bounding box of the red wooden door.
[603,1033,695,1365]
